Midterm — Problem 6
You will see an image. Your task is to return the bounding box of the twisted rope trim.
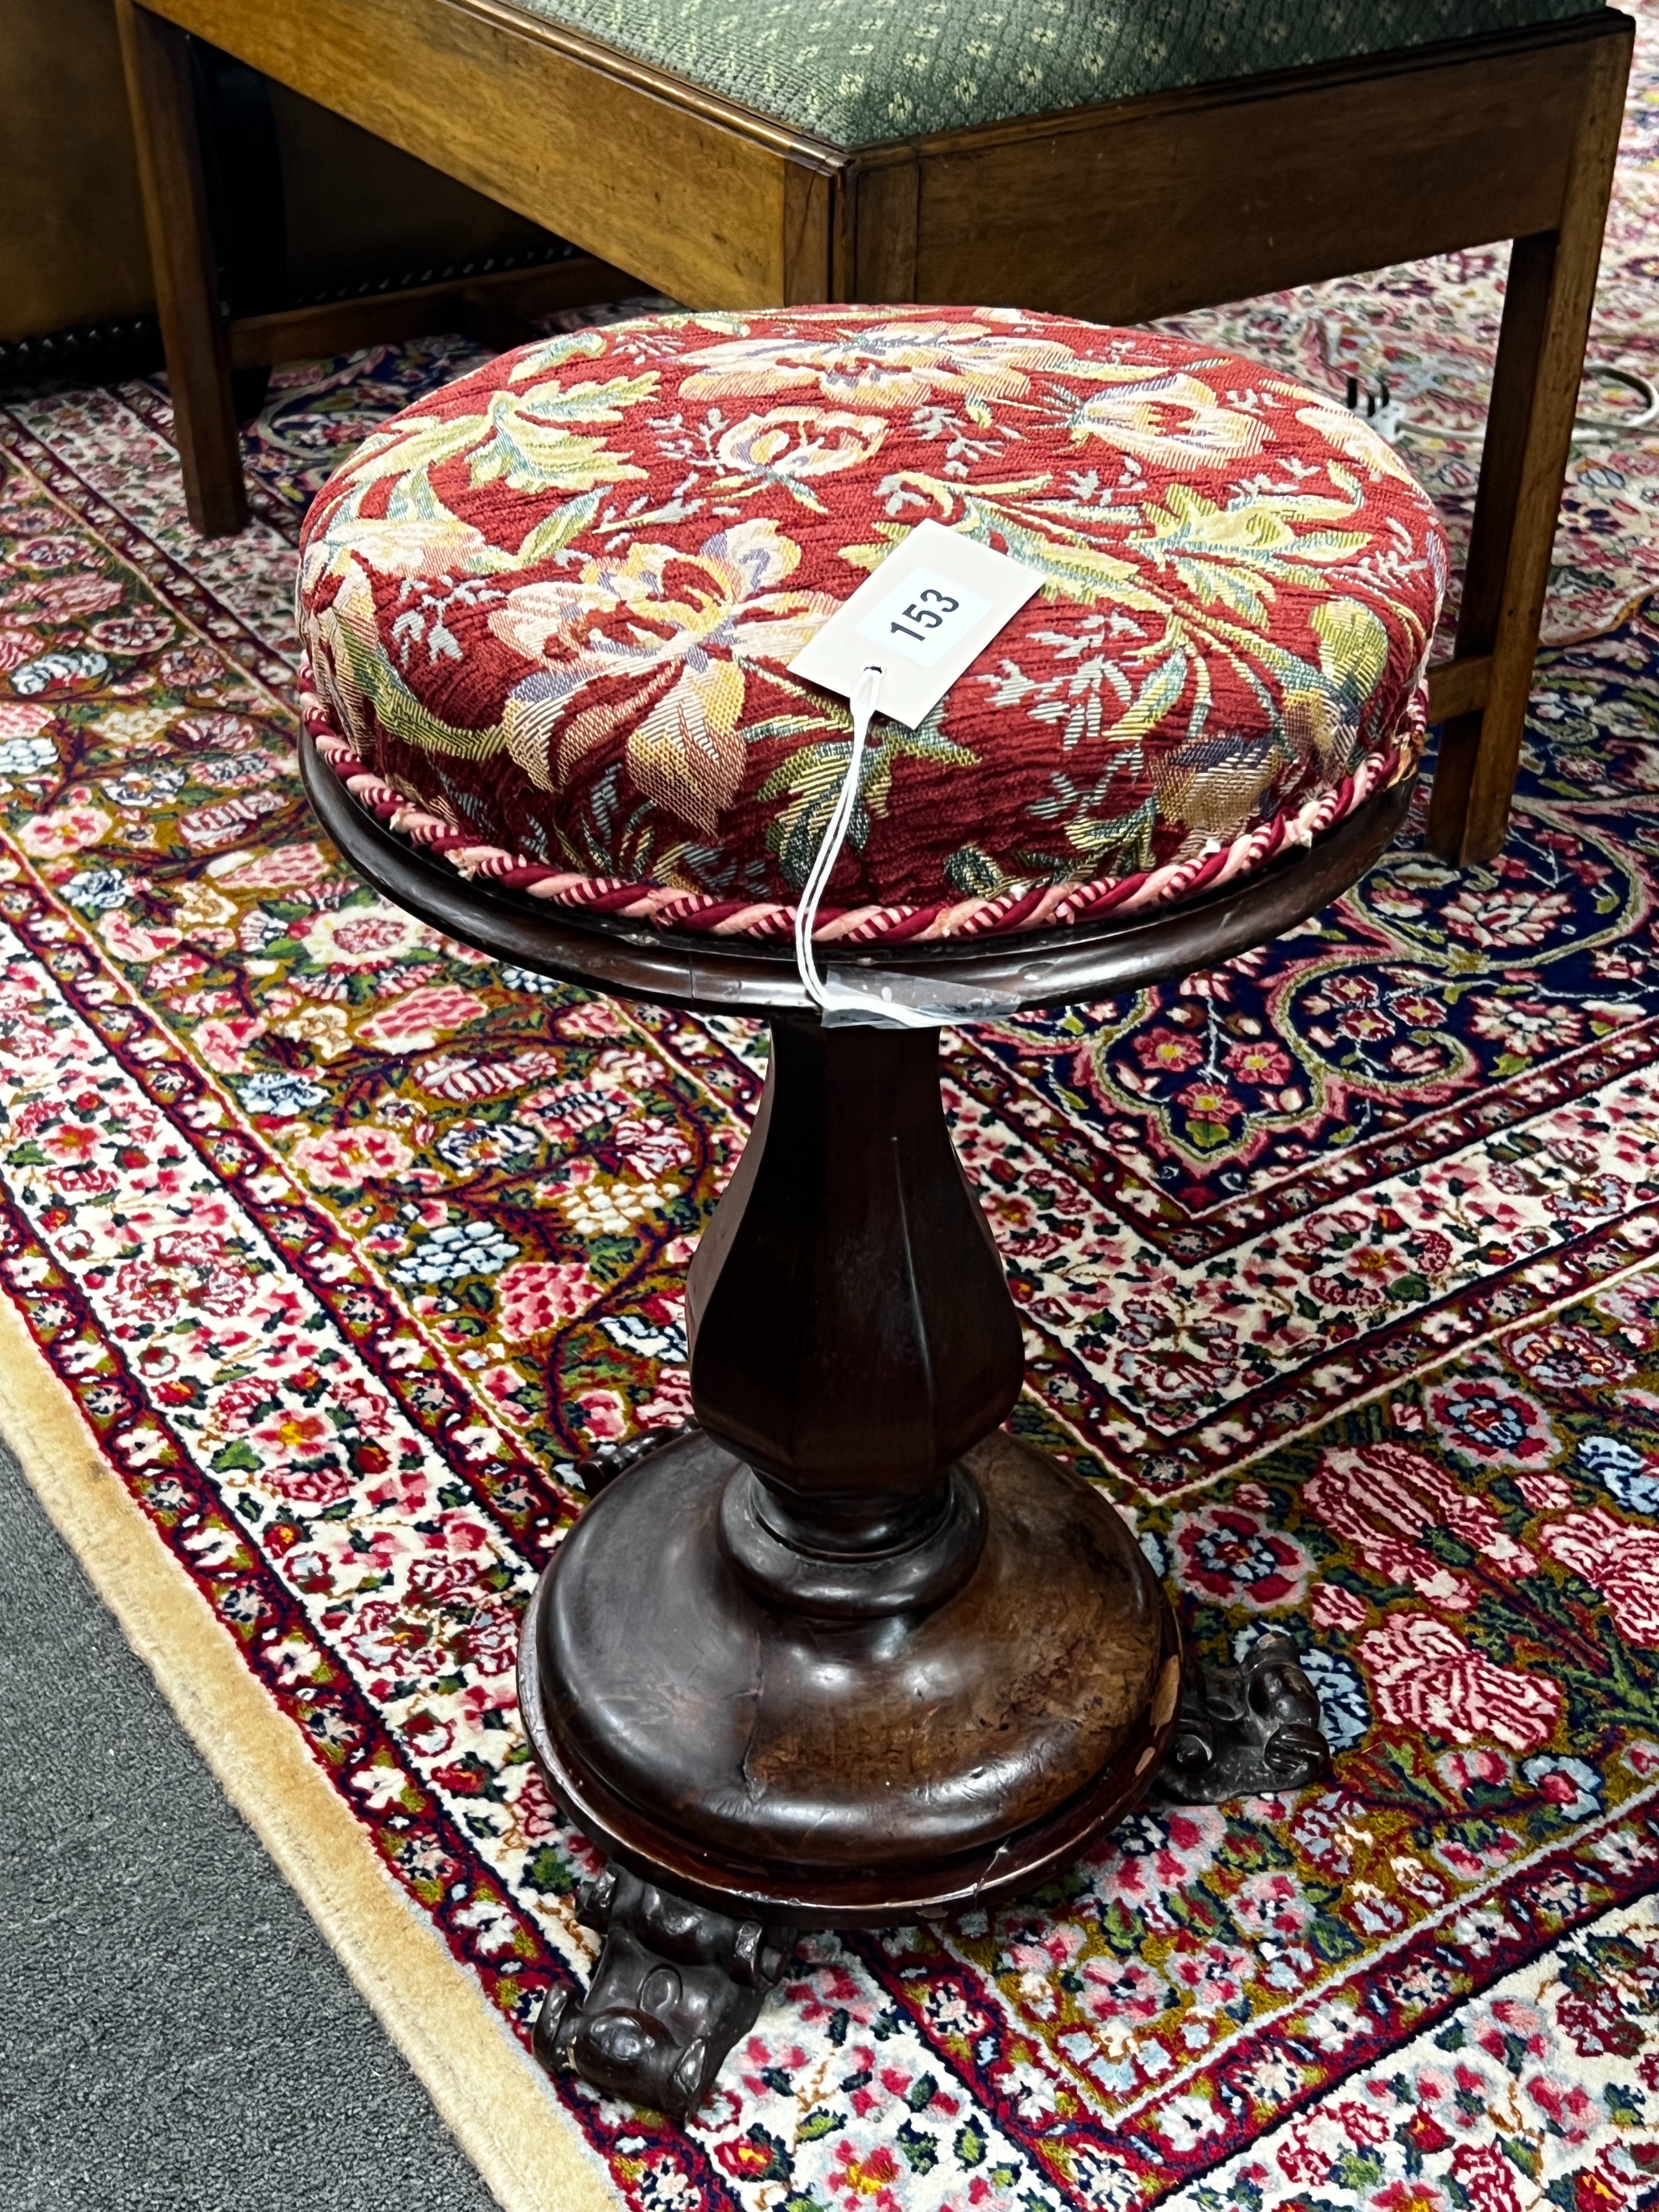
[300,679,1424,946]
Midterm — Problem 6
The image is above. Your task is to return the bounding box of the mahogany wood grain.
[300,718,1425,1923]
[521,1425,1182,1924]
[1428,238,1560,860]
[1426,654,1492,727]
[114,1,247,536]
[305,726,1405,1921]
[3,0,155,343]
[693,1019,1023,1549]
[853,159,920,301]
[1428,27,1631,865]
[781,157,838,304]
[136,0,845,308]
[900,18,1629,322]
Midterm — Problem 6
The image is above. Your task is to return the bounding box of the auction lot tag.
[789,518,1043,727]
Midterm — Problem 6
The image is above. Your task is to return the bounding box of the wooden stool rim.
[302,730,1414,1016]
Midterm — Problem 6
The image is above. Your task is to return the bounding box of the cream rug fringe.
[0,1290,619,2212]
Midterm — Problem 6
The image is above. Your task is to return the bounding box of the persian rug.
[3,14,1658,2208]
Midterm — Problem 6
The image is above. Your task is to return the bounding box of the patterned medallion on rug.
[3,17,1659,2209]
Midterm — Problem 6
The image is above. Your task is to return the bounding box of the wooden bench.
[114,0,1633,862]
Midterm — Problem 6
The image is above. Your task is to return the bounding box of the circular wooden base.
[520,1426,1182,1926]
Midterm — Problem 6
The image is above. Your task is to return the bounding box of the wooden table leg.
[1427,22,1631,867]
[113,0,249,538]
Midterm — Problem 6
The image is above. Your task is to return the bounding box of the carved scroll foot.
[534,1865,795,2117]
[1158,1630,1332,1803]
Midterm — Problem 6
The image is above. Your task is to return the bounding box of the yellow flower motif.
[300,380,657,601]
[489,518,839,835]
[272,1002,354,1063]
[1311,597,1391,698]
[1293,394,1418,484]
[677,320,1095,408]
[1278,686,1352,773]
[170,879,237,935]
[712,409,889,504]
[1070,369,1267,470]
[312,514,497,585]
[1142,489,1302,555]
[560,1174,679,1236]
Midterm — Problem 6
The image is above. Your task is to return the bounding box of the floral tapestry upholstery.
[502,0,1598,149]
[297,307,1445,946]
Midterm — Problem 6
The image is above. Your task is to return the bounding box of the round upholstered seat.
[297,305,1443,947]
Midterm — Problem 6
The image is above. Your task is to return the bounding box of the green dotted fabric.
[510,0,1600,148]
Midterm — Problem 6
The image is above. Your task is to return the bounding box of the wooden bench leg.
[1427,25,1630,866]
[114,0,249,538]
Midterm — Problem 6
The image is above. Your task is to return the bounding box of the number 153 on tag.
[788,518,1043,728]
[854,567,992,670]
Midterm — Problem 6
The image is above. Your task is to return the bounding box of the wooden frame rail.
[224,254,638,370]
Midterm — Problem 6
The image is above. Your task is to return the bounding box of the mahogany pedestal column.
[521,1015,1178,2109]
[304,733,1408,2117]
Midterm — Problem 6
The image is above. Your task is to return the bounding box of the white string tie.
[791,665,940,1029]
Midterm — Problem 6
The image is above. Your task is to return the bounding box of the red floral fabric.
[297,307,1444,940]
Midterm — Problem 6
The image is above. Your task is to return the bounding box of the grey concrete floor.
[0,1437,500,2211]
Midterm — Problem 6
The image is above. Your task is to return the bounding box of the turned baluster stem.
[687,1019,1023,1572]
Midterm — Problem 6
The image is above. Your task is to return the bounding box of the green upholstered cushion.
[508,0,1600,149]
